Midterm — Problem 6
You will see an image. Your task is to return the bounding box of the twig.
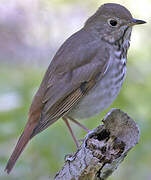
[54,109,140,180]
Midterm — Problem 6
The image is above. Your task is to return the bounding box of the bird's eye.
[108,19,118,27]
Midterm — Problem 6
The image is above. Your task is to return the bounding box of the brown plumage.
[5,28,108,174]
[5,3,146,174]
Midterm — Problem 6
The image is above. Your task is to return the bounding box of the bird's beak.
[127,18,146,26]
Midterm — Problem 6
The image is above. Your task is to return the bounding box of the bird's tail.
[5,122,36,174]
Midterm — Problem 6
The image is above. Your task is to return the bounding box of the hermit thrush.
[5,3,146,173]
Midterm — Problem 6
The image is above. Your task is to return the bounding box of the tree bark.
[54,109,140,180]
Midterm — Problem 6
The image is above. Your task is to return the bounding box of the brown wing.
[30,79,96,138]
[30,29,109,138]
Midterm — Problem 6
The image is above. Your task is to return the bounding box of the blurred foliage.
[0,0,151,180]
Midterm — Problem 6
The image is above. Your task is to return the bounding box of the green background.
[0,0,151,179]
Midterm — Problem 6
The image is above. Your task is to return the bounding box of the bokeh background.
[0,0,150,179]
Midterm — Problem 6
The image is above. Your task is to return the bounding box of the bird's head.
[85,3,146,43]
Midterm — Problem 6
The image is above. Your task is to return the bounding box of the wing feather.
[30,79,96,138]
[30,29,109,138]
[31,87,83,137]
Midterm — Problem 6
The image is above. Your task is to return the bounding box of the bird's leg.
[62,117,79,148]
[67,116,90,132]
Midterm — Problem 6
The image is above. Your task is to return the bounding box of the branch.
[54,109,140,180]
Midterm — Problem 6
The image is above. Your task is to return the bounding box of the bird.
[5,3,146,174]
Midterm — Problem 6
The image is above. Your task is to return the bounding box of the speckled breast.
[68,55,127,119]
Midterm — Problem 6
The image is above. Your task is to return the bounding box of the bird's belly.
[68,59,126,119]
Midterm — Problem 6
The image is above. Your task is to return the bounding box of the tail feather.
[5,123,36,174]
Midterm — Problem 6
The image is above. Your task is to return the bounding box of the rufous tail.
[5,122,36,174]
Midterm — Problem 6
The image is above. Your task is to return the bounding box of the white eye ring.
[108,19,118,27]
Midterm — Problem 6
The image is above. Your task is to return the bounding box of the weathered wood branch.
[54,109,140,180]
